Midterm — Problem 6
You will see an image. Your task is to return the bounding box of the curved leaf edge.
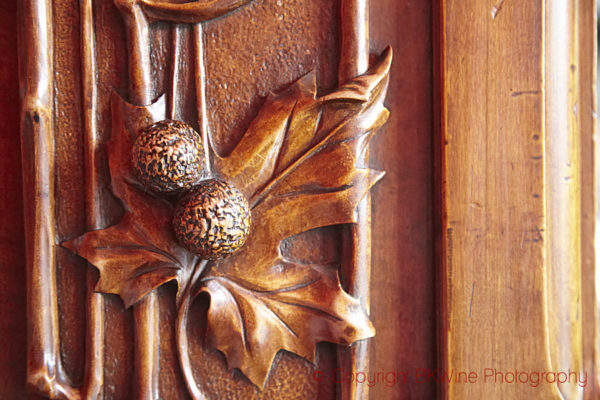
[186,264,375,388]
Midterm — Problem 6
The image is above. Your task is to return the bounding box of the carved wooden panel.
[9,0,598,399]
[17,0,433,399]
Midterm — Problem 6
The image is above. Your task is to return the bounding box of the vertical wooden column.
[545,1,583,399]
[81,0,106,397]
[19,0,77,398]
[579,2,600,399]
[438,0,597,398]
[115,2,160,398]
[337,1,370,400]
[194,23,211,173]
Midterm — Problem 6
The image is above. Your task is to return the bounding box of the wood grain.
[577,1,600,399]
[19,0,76,397]
[545,2,583,399]
[81,0,106,397]
[580,0,600,397]
[114,3,162,398]
[369,1,436,399]
[337,1,371,399]
[439,0,597,398]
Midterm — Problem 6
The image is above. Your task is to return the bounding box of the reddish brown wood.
[20,0,77,397]
[370,1,436,399]
[336,2,372,400]
[0,2,27,398]
[10,0,438,399]
[65,50,392,396]
[81,1,106,397]
[114,3,163,398]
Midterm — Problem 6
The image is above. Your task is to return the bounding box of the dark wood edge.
[432,0,447,399]
[580,2,600,398]
[574,1,600,398]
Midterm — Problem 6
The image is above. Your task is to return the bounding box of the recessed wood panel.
[438,0,599,399]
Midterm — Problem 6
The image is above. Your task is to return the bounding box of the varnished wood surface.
[370,1,436,399]
[8,0,598,398]
[580,2,600,399]
[9,0,438,399]
[439,0,598,399]
[11,0,598,398]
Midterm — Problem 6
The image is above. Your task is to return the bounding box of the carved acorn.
[173,179,251,259]
[132,120,205,193]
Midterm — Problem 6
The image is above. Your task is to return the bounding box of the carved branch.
[193,24,212,174]
[114,0,154,105]
[20,0,79,398]
[114,1,163,398]
[337,1,372,400]
[80,0,106,397]
[339,0,369,84]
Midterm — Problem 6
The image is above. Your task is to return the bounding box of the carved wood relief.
[20,0,391,398]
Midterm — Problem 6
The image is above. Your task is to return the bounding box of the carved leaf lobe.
[64,93,199,308]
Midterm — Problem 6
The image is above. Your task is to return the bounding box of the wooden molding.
[438,0,598,398]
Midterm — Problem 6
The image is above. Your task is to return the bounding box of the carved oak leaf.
[64,93,201,308]
[189,47,393,387]
[64,47,392,391]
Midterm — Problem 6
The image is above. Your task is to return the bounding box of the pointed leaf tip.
[318,47,393,104]
[199,262,377,388]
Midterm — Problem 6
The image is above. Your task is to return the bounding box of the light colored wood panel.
[440,0,596,398]
[579,1,600,398]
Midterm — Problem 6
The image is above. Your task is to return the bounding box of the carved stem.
[20,0,79,398]
[169,25,181,120]
[116,0,154,105]
[169,24,190,121]
[194,23,212,172]
[176,260,208,400]
[177,295,201,399]
[170,23,213,400]
[338,1,371,400]
[338,0,369,85]
[168,25,208,398]
[116,1,161,398]
[133,293,160,400]
[81,0,106,397]
[170,23,209,396]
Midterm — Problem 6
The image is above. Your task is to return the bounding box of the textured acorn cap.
[173,179,251,259]
[132,120,205,193]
